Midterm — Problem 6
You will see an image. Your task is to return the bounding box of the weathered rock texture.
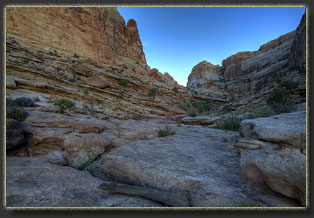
[6,7,190,119]
[100,124,300,207]
[289,13,306,68]
[235,111,306,206]
[6,7,146,65]
[6,157,163,207]
[187,12,306,101]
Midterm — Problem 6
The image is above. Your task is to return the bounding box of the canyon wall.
[187,12,306,99]
[6,7,189,120]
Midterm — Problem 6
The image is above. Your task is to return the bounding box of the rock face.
[6,157,162,207]
[6,7,189,120]
[187,12,305,100]
[235,111,306,206]
[289,13,306,68]
[6,7,146,65]
[6,118,25,150]
[100,124,300,207]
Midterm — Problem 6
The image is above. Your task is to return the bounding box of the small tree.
[54,99,75,113]
[148,88,158,99]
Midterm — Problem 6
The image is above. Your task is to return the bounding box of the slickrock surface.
[235,111,306,206]
[100,124,300,207]
[6,157,162,207]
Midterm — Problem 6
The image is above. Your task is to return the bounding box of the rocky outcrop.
[6,118,25,150]
[289,13,306,68]
[6,157,162,207]
[100,124,300,207]
[6,7,146,65]
[187,12,305,101]
[235,111,306,206]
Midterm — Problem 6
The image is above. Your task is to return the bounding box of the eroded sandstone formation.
[187,12,306,100]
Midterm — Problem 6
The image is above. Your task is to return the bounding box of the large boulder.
[239,148,306,206]
[6,157,162,207]
[6,118,25,150]
[240,111,306,149]
[236,110,306,206]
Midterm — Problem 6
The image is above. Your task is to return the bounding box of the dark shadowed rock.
[6,118,25,150]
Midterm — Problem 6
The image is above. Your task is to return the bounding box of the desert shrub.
[6,107,27,121]
[96,98,103,104]
[172,87,179,93]
[197,100,211,113]
[7,97,36,107]
[48,51,61,57]
[148,88,158,98]
[178,103,186,110]
[136,61,139,64]
[189,111,197,117]
[83,87,89,95]
[216,113,241,132]
[73,53,80,58]
[267,87,294,114]
[245,106,275,119]
[82,104,90,111]
[254,82,262,94]
[277,79,299,90]
[223,105,232,111]
[54,99,75,113]
[157,124,176,137]
[33,96,40,102]
[118,79,128,87]
[114,122,123,138]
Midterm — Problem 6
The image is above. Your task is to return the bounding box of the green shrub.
[267,87,294,114]
[197,100,211,113]
[245,107,275,119]
[172,87,179,93]
[48,51,61,57]
[54,99,76,113]
[96,98,103,104]
[148,88,158,98]
[157,124,176,137]
[189,111,197,117]
[82,104,90,111]
[83,87,89,95]
[216,113,241,132]
[114,122,123,138]
[6,97,36,107]
[118,79,128,87]
[33,96,40,102]
[223,105,232,111]
[254,82,262,94]
[73,53,80,58]
[6,107,27,121]
[277,79,299,90]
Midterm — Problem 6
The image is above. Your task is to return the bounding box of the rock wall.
[187,12,305,99]
[6,7,146,65]
[6,7,189,119]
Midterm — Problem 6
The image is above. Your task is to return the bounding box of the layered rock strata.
[235,111,306,206]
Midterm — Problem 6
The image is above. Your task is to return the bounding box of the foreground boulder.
[6,118,25,150]
[236,111,306,206]
[6,157,162,207]
[100,124,300,207]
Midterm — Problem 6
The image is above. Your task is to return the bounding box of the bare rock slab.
[6,157,162,207]
[240,111,306,149]
[100,125,300,207]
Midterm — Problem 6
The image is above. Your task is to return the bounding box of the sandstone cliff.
[6,7,146,65]
[6,7,189,119]
[187,12,306,102]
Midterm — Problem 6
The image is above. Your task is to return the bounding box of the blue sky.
[117,7,305,86]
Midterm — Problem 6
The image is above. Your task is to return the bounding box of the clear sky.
[117,7,305,86]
